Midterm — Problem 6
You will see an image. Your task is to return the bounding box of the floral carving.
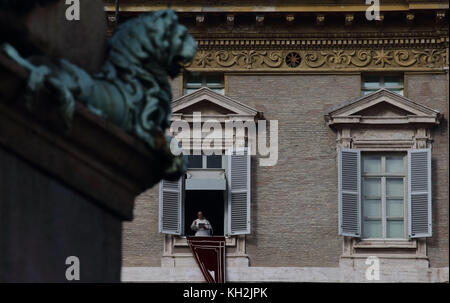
[394,49,447,67]
[323,50,354,65]
[215,50,283,69]
[373,49,393,67]
[195,51,213,67]
[187,48,447,71]
[413,49,446,65]
[304,50,372,68]
[303,52,326,68]
[350,50,372,67]
[393,50,416,67]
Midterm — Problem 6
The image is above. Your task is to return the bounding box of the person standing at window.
[191,211,213,236]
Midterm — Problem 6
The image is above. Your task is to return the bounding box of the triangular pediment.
[325,89,440,126]
[171,87,259,118]
[353,101,415,117]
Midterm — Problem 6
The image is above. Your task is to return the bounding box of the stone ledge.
[0,59,172,220]
[121,265,449,283]
[173,236,236,247]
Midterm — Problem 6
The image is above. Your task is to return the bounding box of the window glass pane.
[185,88,199,95]
[361,90,376,96]
[185,73,202,86]
[364,220,382,238]
[389,89,404,96]
[363,178,381,197]
[206,155,222,168]
[386,156,404,174]
[363,76,381,89]
[361,152,407,240]
[386,178,404,197]
[363,156,381,174]
[384,76,403,87]
[184,73,224,95]
[364,199,381,217]
[387,199,404,217]
[185,155,202,168]
[185,83,202,88]
[387,220,404,238]
[211,88,225,95]
[206,74,224,86]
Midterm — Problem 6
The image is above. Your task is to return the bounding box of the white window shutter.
[227,147,251,235]
[338,149,361,237]
[408,149,432,238]
[159,178,183,235]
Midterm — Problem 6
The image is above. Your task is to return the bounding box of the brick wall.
[226,74,359,267]
[121,76,181,267]
[122,72,448,269]
[406,72,449,268]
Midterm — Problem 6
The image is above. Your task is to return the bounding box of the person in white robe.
[191,211,213,236]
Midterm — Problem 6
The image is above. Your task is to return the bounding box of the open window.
[184,153,227,236]
[159,149,251,236]
[159,88,259,237]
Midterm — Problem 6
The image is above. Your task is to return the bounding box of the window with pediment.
[326,89,440,255]
[159,88,259,237]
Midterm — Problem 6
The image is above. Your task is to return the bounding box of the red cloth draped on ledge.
[186,236,226,283]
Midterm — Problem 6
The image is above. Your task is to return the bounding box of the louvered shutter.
[227,147,251,235]
[159,178,183,235]
[338,149,361,237]
[408,149,432,238]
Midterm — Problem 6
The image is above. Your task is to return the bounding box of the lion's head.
[107,9,197,79]
[98,9,197,152]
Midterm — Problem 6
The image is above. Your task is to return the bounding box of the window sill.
[353,239,417,249]
[173,236,236,247]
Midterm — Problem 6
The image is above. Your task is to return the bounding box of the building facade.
[104,0,449,282]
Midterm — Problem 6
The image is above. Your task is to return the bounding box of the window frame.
[361,152,408,240]
[361,74,404,96]
[184,153,226,169]
[183,72,225,95]
[181,152,227,237]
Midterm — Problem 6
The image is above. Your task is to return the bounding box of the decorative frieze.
[186,47,448,72]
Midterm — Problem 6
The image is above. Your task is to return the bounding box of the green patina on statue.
[1,9,197,178]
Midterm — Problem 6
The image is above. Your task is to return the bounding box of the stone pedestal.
[0,59,170,282]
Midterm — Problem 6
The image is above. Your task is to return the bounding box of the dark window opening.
[184,72,225,95]
[184,190,225,236]
[185,155,202,168]
[207,155,222,168]
[184,154,223,169]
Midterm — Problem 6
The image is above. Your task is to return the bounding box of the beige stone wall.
[406,72,449,268]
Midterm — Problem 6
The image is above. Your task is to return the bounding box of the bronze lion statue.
[1,9,197,178]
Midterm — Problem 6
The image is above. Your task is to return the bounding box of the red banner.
[186,236,226,283]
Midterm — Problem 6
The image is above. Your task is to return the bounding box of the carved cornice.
[194,35,448,47]
[104,1,449,13]
[186,48,448,72]
[186,36,449,72]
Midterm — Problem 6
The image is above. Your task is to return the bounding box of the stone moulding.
[186,47,448,71]
[185,35,449,71]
